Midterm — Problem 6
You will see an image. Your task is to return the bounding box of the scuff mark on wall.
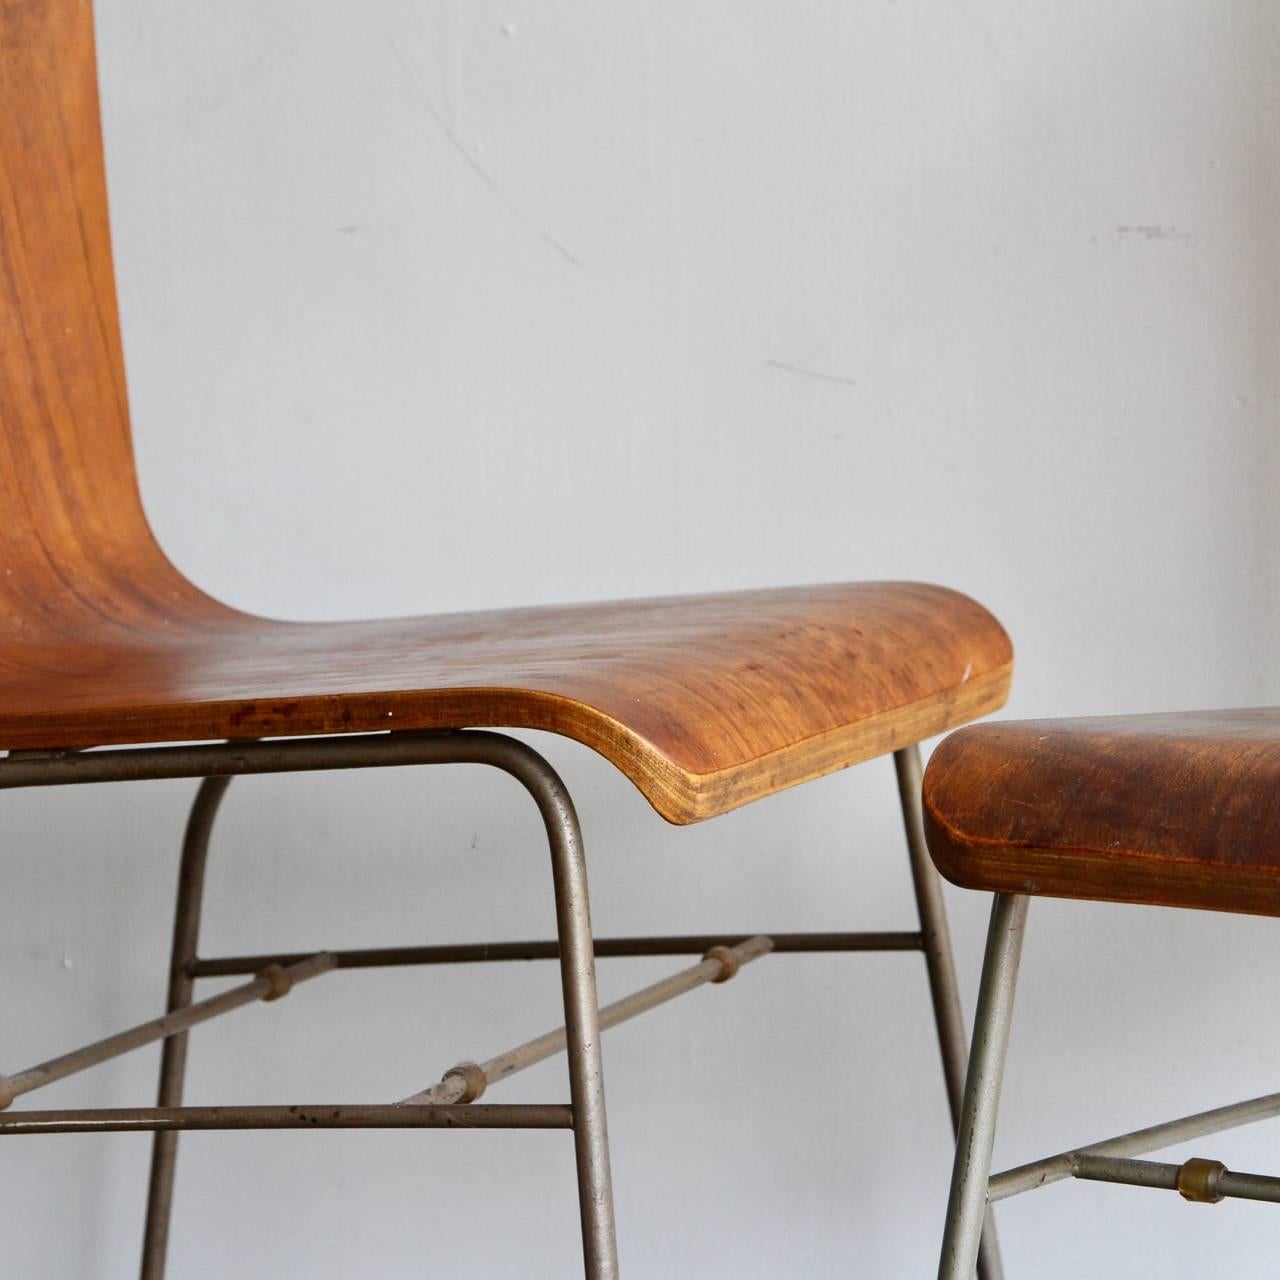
[1116,224,1196,243]
[766,358,858,387]
[384,40,584,270]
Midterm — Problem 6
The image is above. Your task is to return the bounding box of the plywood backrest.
[0,1,213,641]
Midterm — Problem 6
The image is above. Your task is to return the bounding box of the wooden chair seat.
[923,709,1280,915]
[0,582,1011,824]
[0,5,1012,825]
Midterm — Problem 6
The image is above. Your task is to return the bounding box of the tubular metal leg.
[487,738,618,1279]
[140,776,232,1280]
[895,745,1004,1280]
[938,894,1028,1280]
[134,734,618,1280]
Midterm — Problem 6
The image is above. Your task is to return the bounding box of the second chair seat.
[924,707,1280,916]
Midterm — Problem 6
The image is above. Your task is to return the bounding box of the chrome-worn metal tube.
[4,953,333,1105]
[989,1088,1280,1202]
[401,936,773,1105]
[1073,1154,1180,1192]
[499,740,618,1280]
[1213,1169,1280,1204]
[1072,1154,1280,1204]
[190,929,917,977]
[141,776,233,1280]
[5,731,620,1275]
[895,745,1003,1280]
[938,894,1028,1280]
[0,1103,572,1134]
[895,746,969,1129]
[0,731,513,789]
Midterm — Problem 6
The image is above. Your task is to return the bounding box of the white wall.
[3,2,1276,1274]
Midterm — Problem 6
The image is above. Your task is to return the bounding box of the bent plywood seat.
[0,581,1012,823]
[0,4,1011,824]
[924,709,1280,915]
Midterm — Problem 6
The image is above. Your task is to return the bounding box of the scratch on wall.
[385,40,584,269]
[1116,225,1196,243]
[766,358,859,387]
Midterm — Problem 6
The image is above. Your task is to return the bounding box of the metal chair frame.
[0,730,1002,1278]
[938,893,1280,1279]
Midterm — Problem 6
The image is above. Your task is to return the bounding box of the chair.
[0,5,1014,1275]
[924,709,1280,1278]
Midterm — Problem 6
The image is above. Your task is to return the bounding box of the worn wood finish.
[924,709,1280,917]
[0,581,1013,823]
[0,1,1012,823]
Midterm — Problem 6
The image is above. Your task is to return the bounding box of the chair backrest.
[0,0,216,645]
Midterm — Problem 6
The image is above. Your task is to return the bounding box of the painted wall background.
[2,2,1277,1274]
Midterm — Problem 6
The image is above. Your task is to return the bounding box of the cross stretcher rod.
[0,953,336,1110]
[988,1088,1280,1202]
[400,935,774,1106]
[1072,1154,1280,1205]
[0,1104,571,1135]
[190,930,916,978]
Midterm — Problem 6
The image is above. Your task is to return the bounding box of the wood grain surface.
[0,2,1012,822]
[924,710,1280,916]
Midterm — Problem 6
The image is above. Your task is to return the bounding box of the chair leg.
[139,737,619,1277]
[140,777,233,1280]
[495,740,619,1280]
[937,894,1028,1280]
[894,745,1005,1280]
